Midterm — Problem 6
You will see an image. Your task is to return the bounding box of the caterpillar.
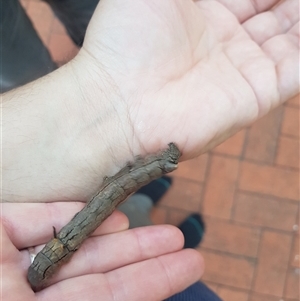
[27,143,181,291]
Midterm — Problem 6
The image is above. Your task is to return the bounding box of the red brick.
[276,136,299,169]
[52,17,67,35]
[166,209,191,226]
[284,268,300,300]
[244,106,284,164]
[213,129,246,157]
[48,33,79,63]
[286,94,300,108]
[150,206,167,225]
[200,250,255,289]
[249,294,280,301]
[159,177,202,212]
[202,156,240,219]
[239,161,299,201]
[19,0,29,9]
[254,231,293,296]
[172,153,208,182]
[233,193,298,231]
[217,287,248,301]
[281,107,299,138]
[27,0,53,21]
[27,1,54,45]
[202,281,219,293]
[290,236,300,268]
[201,217,260,257]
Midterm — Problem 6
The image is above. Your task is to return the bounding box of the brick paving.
[20,1,300,300]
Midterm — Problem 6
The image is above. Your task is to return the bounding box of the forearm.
[1,53,134,203]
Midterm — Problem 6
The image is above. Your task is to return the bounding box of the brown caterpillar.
[27,143,181,291]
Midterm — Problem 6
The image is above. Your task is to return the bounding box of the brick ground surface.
[18,1,300,300]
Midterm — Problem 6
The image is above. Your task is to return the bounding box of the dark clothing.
[166,282,222,301]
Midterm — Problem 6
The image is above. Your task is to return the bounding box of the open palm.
[82,0,298,158]
[3,0,298,202]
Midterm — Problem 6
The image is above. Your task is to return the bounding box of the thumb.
[1,219,20,263]
[1,219,34,298]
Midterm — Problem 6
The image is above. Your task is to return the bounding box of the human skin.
[1,0,299,300]
[2,206,203,301]
[2,0,298,204]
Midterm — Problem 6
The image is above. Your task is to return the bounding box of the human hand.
[3,0,298,202]
[80,0,298,158]
[2,203,203,300]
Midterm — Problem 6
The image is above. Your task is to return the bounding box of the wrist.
[2,54,135,202]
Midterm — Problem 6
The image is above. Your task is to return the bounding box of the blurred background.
[8,1,300,300]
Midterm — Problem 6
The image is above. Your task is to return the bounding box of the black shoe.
[179,213,205,249]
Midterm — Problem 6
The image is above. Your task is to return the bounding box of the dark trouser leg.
[43,0,100,46]
[166,282,223,301]
[0,0,56,92]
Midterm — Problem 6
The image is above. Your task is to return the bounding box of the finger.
[37,249,204,301]
[0,220,35,299]
[242,0,299,45]
[272,0,299,33]
[22,225,184,286]
[204,0,284,23]
[2,203,129,249]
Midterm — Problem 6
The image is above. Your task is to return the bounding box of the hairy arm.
[1,61,134,202]
[2,0,298,204]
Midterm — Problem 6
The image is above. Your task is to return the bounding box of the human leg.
[119,177,205,248]
[119,179,220,301]
[118,176,173,228]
